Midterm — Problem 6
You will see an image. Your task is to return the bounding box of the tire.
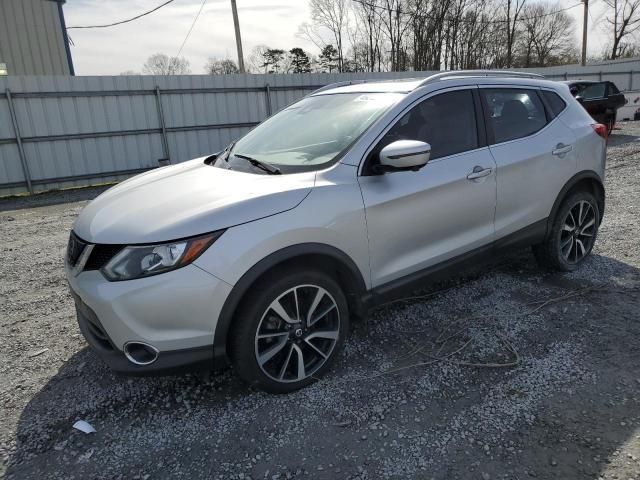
[533,190,600,272]
[229,268,349,393]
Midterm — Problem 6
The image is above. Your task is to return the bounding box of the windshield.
[218,92,404,174]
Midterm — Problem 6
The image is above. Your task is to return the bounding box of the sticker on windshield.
[354,95,378,102]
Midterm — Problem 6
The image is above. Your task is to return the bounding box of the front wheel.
[533,190,600,271]
[230,268,349,393]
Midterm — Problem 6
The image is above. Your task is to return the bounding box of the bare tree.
[505,0,527,67]
[204,57,239,75]
[517,2,576,67]
[142,53,191,75]
[442,0,464,70]
[297,0,580,72]
[615,42,640,56]
[378,0,413,71]
[447,0,504,70]
[248,45,270,73]
[352,0,384,71]
[297,22,328,52]
[603,0,640,59]
[309,0,349,72]
[411,0,450,70]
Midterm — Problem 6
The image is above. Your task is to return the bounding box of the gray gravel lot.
[1,124,640,480]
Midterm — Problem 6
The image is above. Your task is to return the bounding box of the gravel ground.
[1,123,640,480]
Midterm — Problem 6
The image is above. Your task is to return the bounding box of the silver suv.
[66,71,607,393]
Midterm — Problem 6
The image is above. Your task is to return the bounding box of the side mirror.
[377,140,431,173]
[575,95,585,104]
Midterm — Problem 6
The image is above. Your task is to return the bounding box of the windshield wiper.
[233,153,281,175]
[223,141,236,162]
[206,141,236,167]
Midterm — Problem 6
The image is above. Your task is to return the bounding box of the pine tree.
[289,47,312,73]
[261,49,286,73]
[319,45,338,73]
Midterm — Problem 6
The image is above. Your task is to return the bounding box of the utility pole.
[581,0,589,66]
[613,0,618,59]
[230,0,245,73]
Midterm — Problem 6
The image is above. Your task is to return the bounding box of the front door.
[358,88,497,288]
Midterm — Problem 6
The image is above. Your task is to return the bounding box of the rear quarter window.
[541,90,567,118]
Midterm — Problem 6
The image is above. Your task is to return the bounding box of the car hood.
[73,157,315,244]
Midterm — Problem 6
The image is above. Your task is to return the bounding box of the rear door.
[607,82,626,111]
[358,87,497,287]
[480,87,576,241]
[578,82,608,123]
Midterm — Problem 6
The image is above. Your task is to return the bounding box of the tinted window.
[568,83,583,96]
[541,90,567,118]
[581,82,606,99]
[482,89,547,144]
[608,82,620,95]
[379,89,478,160]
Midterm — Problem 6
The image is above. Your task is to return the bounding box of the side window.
[482,89,547,144]
[541,90,567,119]
[607,82,620,95]
[569,83,582,96]
[581,82,606,99]
[378,89,478,161]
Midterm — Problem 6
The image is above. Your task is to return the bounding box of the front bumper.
[66,262,233,375]
[73,290,214,375]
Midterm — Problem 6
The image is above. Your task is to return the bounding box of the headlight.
[101,231,224,281]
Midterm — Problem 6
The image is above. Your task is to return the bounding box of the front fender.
[210,243,367,361]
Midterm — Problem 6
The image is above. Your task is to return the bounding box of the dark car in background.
[564,80,626,134]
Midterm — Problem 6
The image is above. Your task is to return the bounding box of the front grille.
[85,244,124,271]
[66,232,86,266]
[67,232,123,272]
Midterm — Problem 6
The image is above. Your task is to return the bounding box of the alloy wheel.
[559,200,597,264]
[254,284,340,383]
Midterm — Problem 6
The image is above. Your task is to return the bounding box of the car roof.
[562,80,600,85]
[312,72,562,96]
[313,78,426,94]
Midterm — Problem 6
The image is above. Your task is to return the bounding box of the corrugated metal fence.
[1,61,639,196]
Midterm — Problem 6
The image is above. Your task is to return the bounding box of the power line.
[351,0,583,25]
[175,0,208,59]
[66,0,176,29]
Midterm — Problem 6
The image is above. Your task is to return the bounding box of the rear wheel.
[533,190,600,271]
[230,268,349,393]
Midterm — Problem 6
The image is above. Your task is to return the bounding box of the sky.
[63,0,611,76]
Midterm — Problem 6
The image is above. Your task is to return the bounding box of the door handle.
[467,166,493,180]
[552,143,573,156]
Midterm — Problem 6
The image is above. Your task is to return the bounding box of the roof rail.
[418,70,545,87]
[308,79,367,96]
